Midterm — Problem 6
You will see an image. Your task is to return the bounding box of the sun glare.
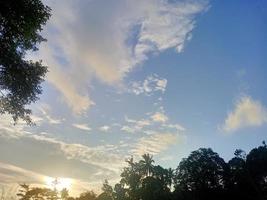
[45,177,73,191]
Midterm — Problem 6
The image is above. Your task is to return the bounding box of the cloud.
[0,126,124,172]
[99,126,110,132]
[162,123,186,131]
[121,125,136,133]
[131,132,181,156]
[150,112,169,123]
[130,74,167,95]
[222,96,267,132]
[37,104,63,124]
[33,0,209,112]
[0,162,45,185]
[119,106,185,134]
[72,123,92,131]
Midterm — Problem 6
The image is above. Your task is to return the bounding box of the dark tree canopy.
[175,148,227,192]
[0,0,51,124]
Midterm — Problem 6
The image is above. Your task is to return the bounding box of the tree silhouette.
[17,184,30,200]
[77,191,97,200]
[246,142,267,199]
[139,154,154,177]
[60,189,69,200]
[98,180,113,200]
[0,0,51,124]
[113,184,126,200]
[174,148,228,200]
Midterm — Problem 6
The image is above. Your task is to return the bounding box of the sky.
[0,0,267,197]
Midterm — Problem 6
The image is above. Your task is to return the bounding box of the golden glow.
[45,177,72,191]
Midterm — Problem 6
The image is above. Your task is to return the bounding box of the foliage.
[0,0,51,124]
[77,191,97,200]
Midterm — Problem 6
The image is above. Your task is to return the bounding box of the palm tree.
[140,154,154,177]
[166,168,174,189]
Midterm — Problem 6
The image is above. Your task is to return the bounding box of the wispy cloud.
[121,125,136,134]
[0,128,124,172]
[131,132,181,156]
[72,123,91,131]
[221,96,267,132]
[32,0,209,113]
[38,104,63,124]
[119,106,185,134]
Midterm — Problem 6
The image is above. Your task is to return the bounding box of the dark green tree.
[113,183,127,200]
[174,148,228,200]
[120,157,142,200]
[246,141,267,199]
[96,180,114,200]
[140,176,170,200]
[139,154,154,177]
[227,149,257,200]
[0,0,51,124]
[77,191,97,200]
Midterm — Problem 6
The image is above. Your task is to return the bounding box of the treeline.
[16,142,267,200]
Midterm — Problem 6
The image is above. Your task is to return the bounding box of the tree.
[139,154,154,177]
[97,180,114,200]
[246,142,267,199]
[113,184,126,200]
[120,157,142,200]
[77,191,97,200]
[227,149,257,200]
[17,185,57,200]
[17,184,30,200]
[60,189,69,200]
[0,0,51,124]
[140,176,170,200]
[174,148,228,200]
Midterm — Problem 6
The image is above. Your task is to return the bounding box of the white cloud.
[33,0,209,112]
[121,125,136,133]
[72,123,91,131]
[120,107,186,134]
[163,123,186,131]
[222,96,267,132]
[130,74,167,95]
[125,116,151,128]
[150,112,168,123]
[131,132,181,156]
[99,126,110,132]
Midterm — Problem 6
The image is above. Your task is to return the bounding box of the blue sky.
[0,0,267,197]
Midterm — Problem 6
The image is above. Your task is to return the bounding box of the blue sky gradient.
[0,0,266,197]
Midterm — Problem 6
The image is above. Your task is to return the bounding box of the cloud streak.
[131,132,182,156]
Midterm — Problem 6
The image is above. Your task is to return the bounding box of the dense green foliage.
[15,142,267,200]
[0,0,51,124]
